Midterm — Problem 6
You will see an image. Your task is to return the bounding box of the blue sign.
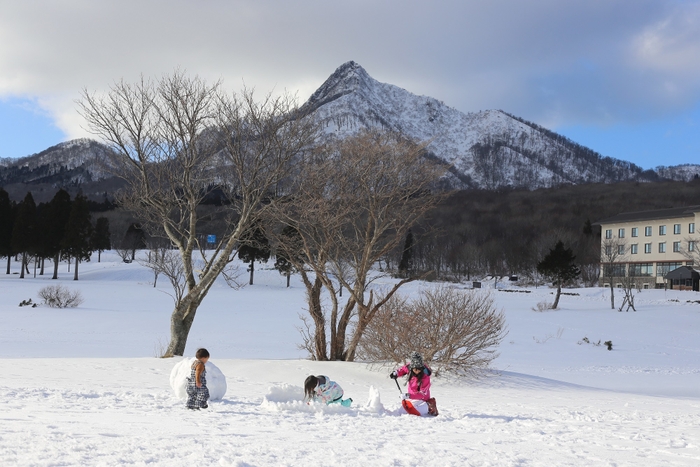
[207,234,216,244]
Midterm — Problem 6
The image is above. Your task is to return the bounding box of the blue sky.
[0,98,65,159]
[1,0,699,169]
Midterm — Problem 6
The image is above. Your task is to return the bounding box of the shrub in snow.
[38,285,84,308]
[169,358,227,401]
[19,298,37,307]
[605,340,613,351]
[532,300,555,312]
[358,285,507,377]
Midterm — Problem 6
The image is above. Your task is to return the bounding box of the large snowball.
[169,357,227,401]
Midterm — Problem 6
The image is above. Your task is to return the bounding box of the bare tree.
[358,286,507,377]
[271,130,447,361]
[680,228,700,266]
[600,236,628,310]
[79,71,317,356]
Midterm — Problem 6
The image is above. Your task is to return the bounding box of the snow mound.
[361,385,384,414]
[261,384,352,413]
[169,358,227,401]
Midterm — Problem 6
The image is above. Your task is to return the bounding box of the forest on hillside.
[401,179,700,285]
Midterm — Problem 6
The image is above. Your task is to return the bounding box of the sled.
[402,397,438,417]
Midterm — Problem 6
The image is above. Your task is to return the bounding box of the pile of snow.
[361,385,385,414]
[169,357,227,401]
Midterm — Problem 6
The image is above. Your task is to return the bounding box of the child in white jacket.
[304,375,352,407]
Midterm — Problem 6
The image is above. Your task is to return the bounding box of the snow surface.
[1,251,700,466]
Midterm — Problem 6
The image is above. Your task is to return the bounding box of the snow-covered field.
[1,252,699,466]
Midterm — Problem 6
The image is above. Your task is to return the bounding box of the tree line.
[0,188,111,280]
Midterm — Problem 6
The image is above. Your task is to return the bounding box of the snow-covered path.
[1,358,699,466]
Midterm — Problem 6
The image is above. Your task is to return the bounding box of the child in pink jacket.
[390,351,432,401]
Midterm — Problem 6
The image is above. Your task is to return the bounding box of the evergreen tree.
[0,189,14,275]
[536,240,581,309]
[123,223,145,261]
[61,194,94,280]
[582,218,593,236]
[11,192,37,279]
[92,217,111,262]
[273,225,302,288]
[44,189,73,279]
[398,229,414,277]
[238,222,270,285]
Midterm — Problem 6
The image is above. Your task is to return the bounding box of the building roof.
[594,205,700,225]
[664,266,700,280]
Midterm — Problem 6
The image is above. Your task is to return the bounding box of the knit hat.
[409,351,424,370]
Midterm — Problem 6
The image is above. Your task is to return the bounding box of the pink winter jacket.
[396,364,432,401]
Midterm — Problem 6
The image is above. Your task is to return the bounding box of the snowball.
[169,358,227,401]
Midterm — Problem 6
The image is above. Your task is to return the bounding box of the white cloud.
[1,0,700,138]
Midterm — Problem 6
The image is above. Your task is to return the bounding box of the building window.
[673,241,681,252]
[659,242,666,253]
[657,262,684,277]
[630,244,638,254]
[604,264,626,277]
[674,224,681,234]
[645,226,652,236]
[605,229,612,239]
[659,225,666,235]
[690,241,696,252]
[618,245,625,255]
[618,228,625,238]
[631,227,638,237]
[605,245,612,255]
[644,243,652,254]
[690,223,696,234]
[630,263,653,276]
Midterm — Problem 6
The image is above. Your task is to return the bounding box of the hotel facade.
[595,206,700,289]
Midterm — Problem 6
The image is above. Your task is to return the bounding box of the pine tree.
[11,192,37,279]
[398,229,414,278]
[536,240,581,309]
[0,189,15,275]
[238,222,270,285]
[92,217,111,262]
[61,194,94,280]
[582,218,593,236]
[44,189,73,279]
[123,223,145,261]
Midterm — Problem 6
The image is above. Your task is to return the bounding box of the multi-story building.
[595,206,700,289]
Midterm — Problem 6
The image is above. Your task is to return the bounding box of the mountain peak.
[304,61,375,111]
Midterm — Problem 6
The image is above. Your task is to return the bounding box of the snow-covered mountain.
[1,61,698,192]
[0,138,113,186]
[302,61,696,188]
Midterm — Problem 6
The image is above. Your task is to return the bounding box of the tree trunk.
[249,261,255,285]
[164,300,199,357]
[33,256,37,278]
[73,257,79,281]
[52,253,60,279]
[40,257,45,275]
[5,255,10,274]
[553,283,562,309]
[98,250,101,262]
[609,283,615,309]
[286,271,290,288]
[19,252,26,279]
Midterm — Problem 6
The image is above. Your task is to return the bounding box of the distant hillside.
[1,61,698,197]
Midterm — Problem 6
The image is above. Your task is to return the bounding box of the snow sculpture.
[363,385,385,413]
[169,357,227,401]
